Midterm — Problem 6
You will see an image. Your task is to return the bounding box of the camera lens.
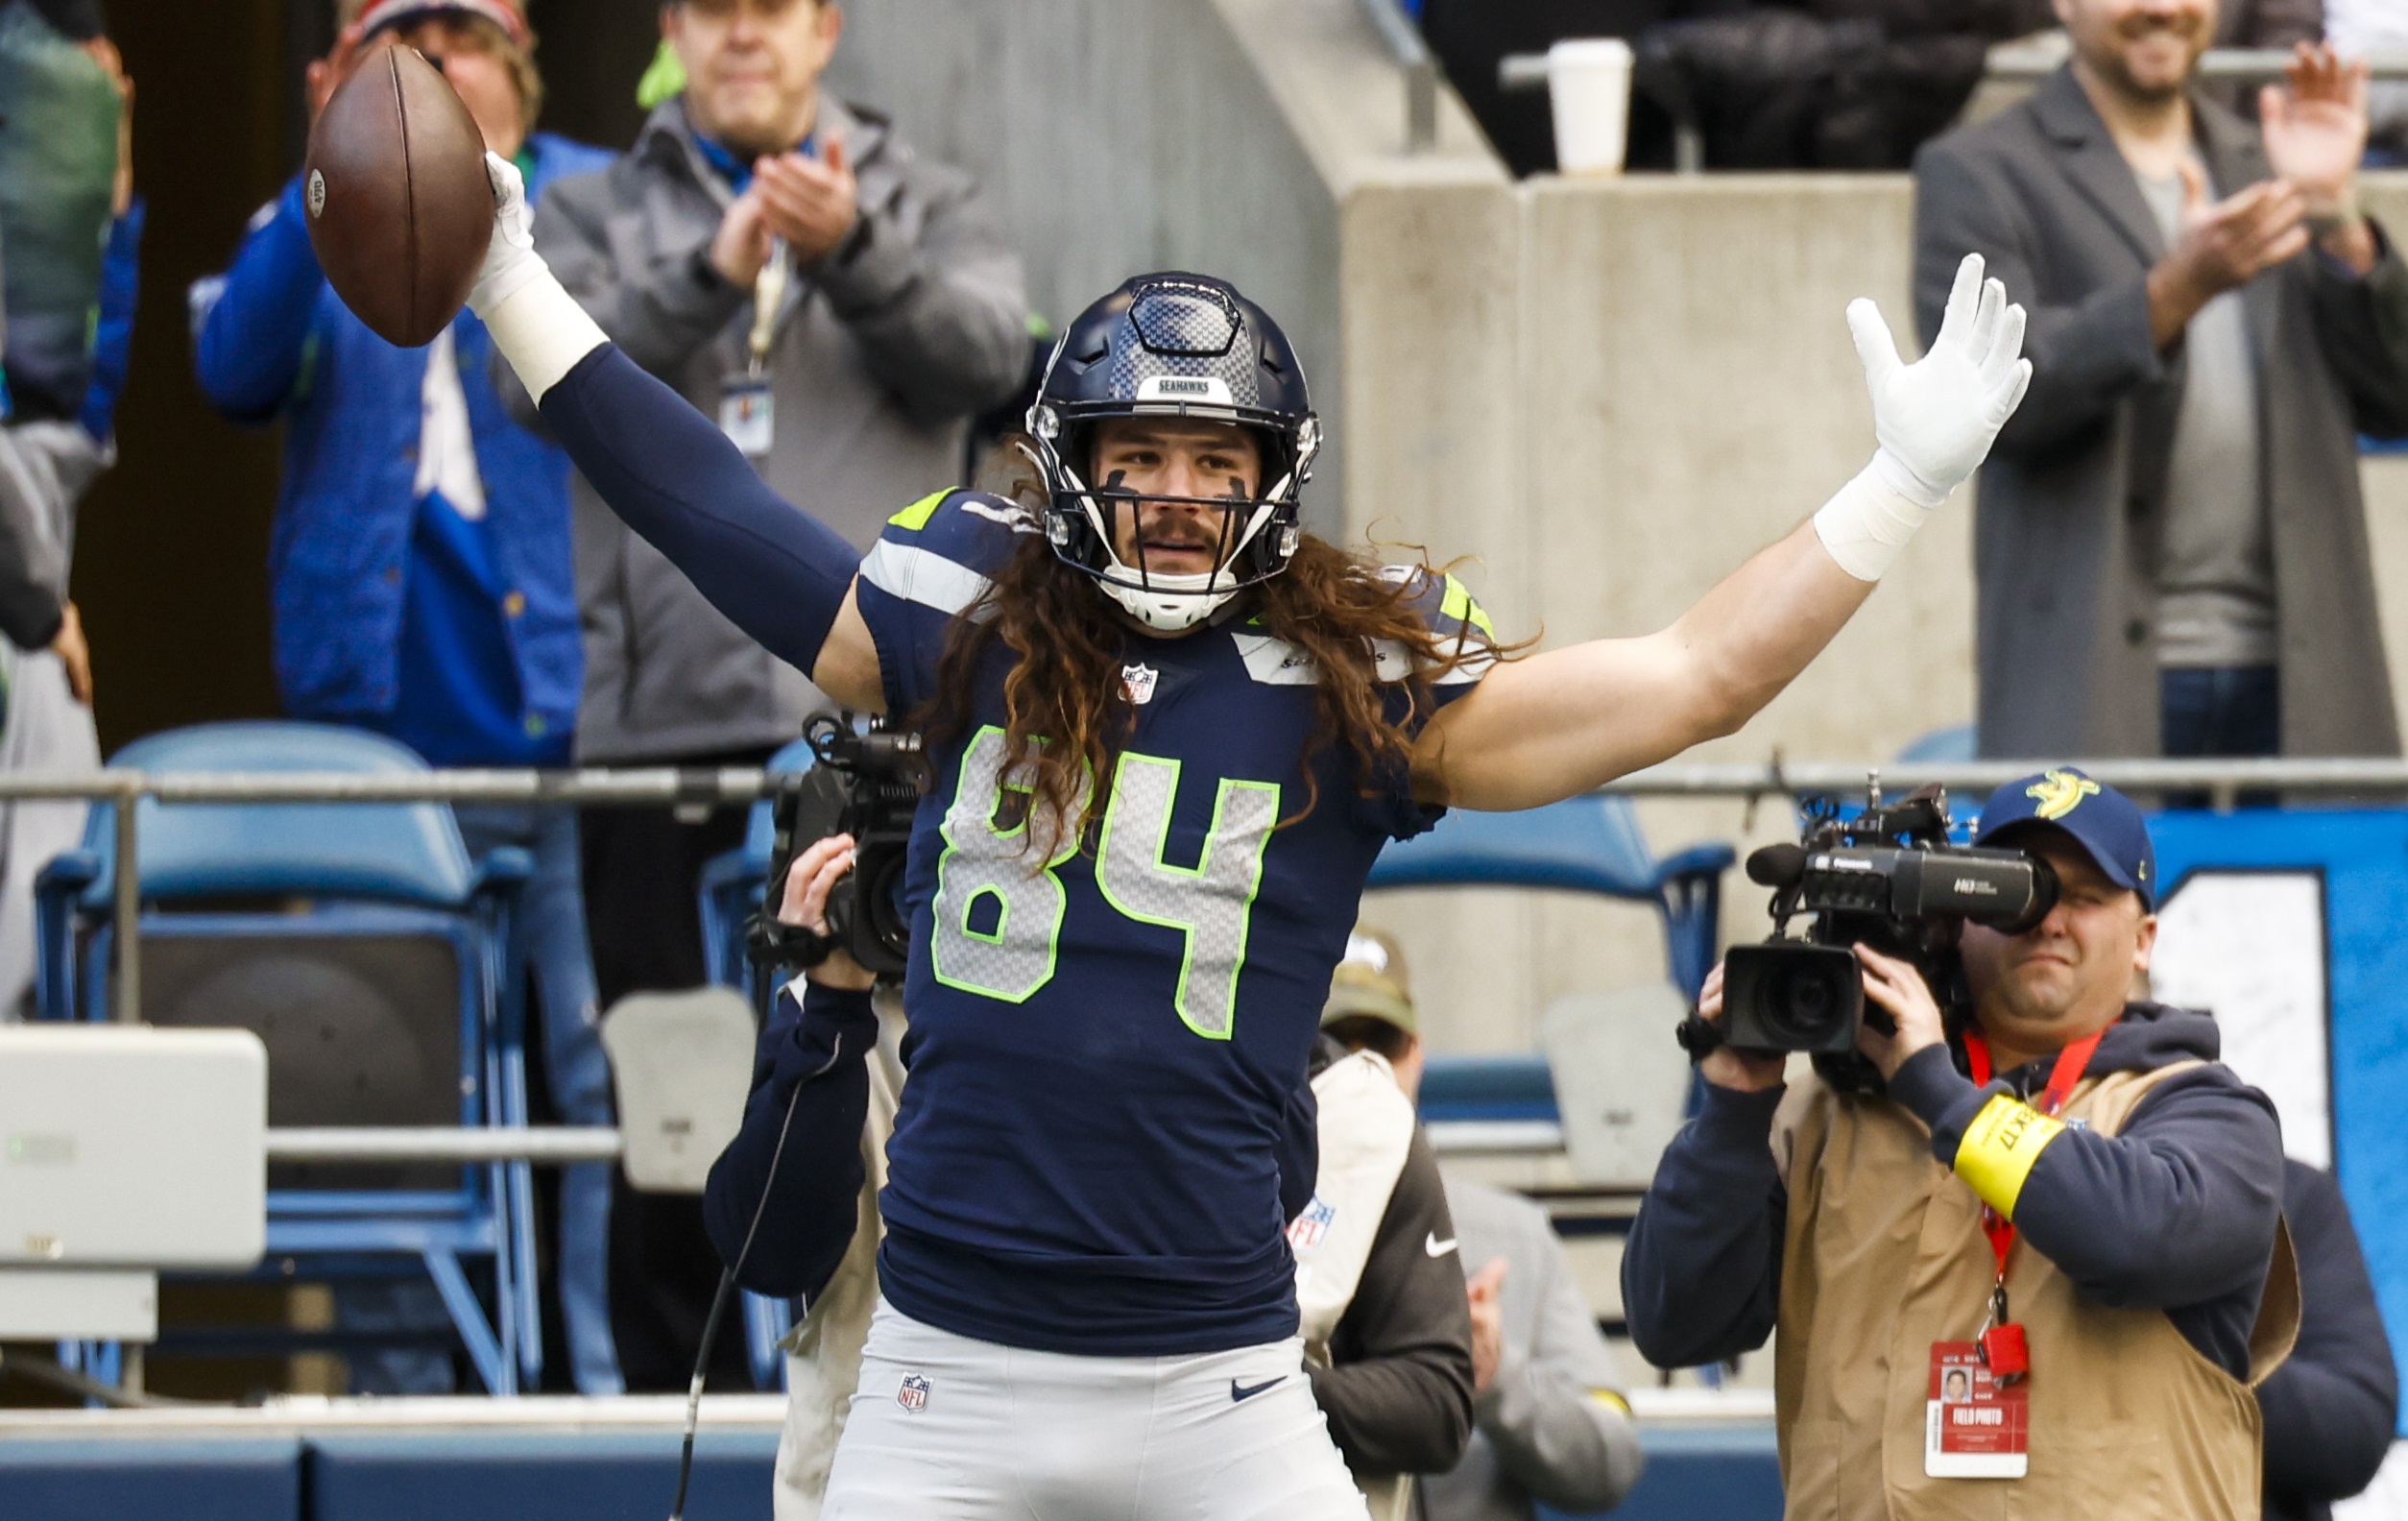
[1764,959,1851,1047]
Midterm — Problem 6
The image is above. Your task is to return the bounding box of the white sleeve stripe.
[861,540,994,616]
[1240,633,1493,687]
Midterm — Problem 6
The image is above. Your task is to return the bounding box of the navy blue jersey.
[855,490,1494,1356]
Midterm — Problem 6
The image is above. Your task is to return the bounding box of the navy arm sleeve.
[1892,1047,2284,1311]
[537,345,864,675]
[1620,1082,1788,1370]
[701,980,880,1301]
[2260,1160,2398,1512]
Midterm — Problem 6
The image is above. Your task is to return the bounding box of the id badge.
[1925,1341,2028,1478]
[720,374,775,458]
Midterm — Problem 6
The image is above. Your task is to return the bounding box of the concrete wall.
[829,2,2408,1057]
[823,0,1505,535]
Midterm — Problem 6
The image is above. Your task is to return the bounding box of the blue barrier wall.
[2153,808,2408,1433]
[0,1437,303,1521]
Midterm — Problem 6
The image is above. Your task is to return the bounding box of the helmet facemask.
[1028,276,1320,634]
[1035,416,1314,633]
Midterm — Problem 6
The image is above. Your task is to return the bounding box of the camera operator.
[1624,769,2295,1520]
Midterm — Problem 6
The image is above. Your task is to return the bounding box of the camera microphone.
[1746,843,1807,888]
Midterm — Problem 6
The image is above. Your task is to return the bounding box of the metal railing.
[1356,0,1439,153]
[18,754,2392,1165]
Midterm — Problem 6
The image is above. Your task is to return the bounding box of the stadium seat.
[1895,723,1976,762]
[33,722,541,1395]
[692,734,821,1390]
[1365,792,1732,1002]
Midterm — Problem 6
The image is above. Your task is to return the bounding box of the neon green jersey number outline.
[1095,752,1281,1041]
[928,726,1085,1002]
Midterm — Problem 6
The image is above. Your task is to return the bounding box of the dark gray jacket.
[1913,68,2408,759]
[526,97,1027,761]
[1417,1178,1644,1521]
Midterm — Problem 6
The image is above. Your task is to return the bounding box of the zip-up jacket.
[189,133,606,733]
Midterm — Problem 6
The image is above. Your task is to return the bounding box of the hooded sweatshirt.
[1624,1002,2285,1381]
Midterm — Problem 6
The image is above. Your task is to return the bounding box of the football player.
[467,154,2027,1518]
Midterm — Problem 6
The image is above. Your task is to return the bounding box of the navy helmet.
[1027,273,1320,631]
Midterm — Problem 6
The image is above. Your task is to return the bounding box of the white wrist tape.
[1813,453,1938,583]
[477,269,608,406]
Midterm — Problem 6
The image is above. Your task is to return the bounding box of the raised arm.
[469,155,885,711]
[191,177,329,423]
[1418,256,2030,810]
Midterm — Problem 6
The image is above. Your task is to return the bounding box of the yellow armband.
[1953,1094,2067,1219]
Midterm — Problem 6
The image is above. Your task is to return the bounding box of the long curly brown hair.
[924,460,1511,857]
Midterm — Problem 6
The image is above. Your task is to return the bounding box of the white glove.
[468,150,608,403]
[1814,254,2032,581]
[1853,253,2031,508]
[468,150,545,317]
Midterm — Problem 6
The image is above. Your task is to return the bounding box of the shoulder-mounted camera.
[747,712,928,981]
[1697,775,2059,1092]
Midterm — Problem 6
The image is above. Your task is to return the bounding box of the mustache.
[2115,12,2203,36]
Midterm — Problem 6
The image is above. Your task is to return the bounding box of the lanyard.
[748,239,791,378]
[1963,1027,2106,1281]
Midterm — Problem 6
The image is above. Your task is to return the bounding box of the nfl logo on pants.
[897,1373,931,1412]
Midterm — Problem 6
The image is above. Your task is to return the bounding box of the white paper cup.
[1547,37,1635,177]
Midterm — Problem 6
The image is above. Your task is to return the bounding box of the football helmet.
[1027,273,1319,632]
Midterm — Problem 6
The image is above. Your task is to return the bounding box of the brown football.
[302,44,493,350]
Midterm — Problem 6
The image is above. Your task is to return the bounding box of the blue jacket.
[191,132,611,733]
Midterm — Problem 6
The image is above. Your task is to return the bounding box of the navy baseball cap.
[1972,767,2156,908]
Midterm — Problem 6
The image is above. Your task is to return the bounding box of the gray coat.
[1913,68,2408,759]
[1416,1179,1643,1521]
[527,97,1028,761]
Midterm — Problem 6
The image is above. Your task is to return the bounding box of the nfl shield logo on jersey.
[898,1372,931,1412]
[1122,663,1159,705]
[1288,1196,1337,1252]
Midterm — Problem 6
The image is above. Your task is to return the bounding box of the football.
[301,43,494,350]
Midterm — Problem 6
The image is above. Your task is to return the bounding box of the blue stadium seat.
[693,734,821,1390]
[34,722,541,1394]
[1896,723,1976,762]
[1366,793,1732,1002]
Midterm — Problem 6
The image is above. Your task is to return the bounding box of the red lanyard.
[1962,1027,2106,1277]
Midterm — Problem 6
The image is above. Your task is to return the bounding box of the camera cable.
[665,1026,847,1521]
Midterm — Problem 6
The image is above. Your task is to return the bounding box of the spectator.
[1309,929,1643,1521]
[189,0,619,1395]
[0,16,133,1021]
[2260,1159,2397,1521]
[519,0,1027,1390]
[1625,770,2294,1518]
[1299,930,1477,1517]
[1913,11,2408,760]
[1631,0,2053,171]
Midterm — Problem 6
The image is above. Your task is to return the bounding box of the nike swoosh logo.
[1231,1376,1286,1402]
[1426,1233,1458,1258]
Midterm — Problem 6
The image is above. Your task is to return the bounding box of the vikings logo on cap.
[2025,769,2101,822]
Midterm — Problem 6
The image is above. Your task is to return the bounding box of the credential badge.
[1122,663,1159,706]
[897,1372,930,1412]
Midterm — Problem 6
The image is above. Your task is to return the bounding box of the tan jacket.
[1771,1064,2300,1521]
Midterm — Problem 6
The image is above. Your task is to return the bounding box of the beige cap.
[1322,926,1414,1036]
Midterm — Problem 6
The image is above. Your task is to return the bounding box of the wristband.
[478,270,609,405]
[1812,455,1938,583]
